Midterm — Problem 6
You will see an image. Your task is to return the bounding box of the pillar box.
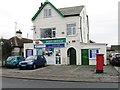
[96,54,104,73]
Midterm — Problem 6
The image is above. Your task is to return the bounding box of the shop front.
[24,40,107,65]
[34,38,66,65]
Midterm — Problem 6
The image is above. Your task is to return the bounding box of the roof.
[111,45,120,50]
[59,6,84,17]
[1,39,10,44]
[32,1,84,21]
[9,36,33,48]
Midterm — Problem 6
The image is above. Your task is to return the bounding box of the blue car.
[19,55,47,69]
[5,56,24,68]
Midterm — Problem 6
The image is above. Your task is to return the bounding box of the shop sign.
[34,44,46,48]
[46,44,65,48]
[41,38,66,44]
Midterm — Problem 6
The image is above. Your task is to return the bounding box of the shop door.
[81,49,89,65]
[68,48,76,65]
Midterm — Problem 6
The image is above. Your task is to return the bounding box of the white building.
[24,0,107,65]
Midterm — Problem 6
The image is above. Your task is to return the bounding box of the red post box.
[96,54,104,73]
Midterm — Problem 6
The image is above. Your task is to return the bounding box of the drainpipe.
[79,16,83,43]
[86,15,89,43]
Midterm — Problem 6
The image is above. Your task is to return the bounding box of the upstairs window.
[41,28,56,39]
[67,23,76,36]
[44,9,52,18]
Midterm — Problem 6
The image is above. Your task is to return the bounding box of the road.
[2,77,119,89]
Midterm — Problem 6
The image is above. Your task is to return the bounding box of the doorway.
[81,49,89,65]
[67,48,76,65]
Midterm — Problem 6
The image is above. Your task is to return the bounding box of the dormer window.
[44,9,52,18]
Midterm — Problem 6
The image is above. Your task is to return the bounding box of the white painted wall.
[80,6,89,43]
[32,4,89,44]
[81,43,107,65]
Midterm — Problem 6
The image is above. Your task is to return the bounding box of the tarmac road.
[2,77,119,88]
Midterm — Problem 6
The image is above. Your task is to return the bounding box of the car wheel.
[19,67,22,70]
[111,62,115,66]
[16,64,19,68]
[33,64,37,69]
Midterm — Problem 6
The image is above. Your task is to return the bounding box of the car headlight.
[19,62,21,65]
[28,61,33,65]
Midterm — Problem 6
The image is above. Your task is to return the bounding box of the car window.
[26,56,37,61]
[40,55,44,59]
[7,57,15,61]
[37,55,45,60]
[116,54,120,58]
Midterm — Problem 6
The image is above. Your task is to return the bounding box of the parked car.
[19,55,47,69]
[5,56,24,68]
[109,53,120,66]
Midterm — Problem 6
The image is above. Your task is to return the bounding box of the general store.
[24,0,107,65]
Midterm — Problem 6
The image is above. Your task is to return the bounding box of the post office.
[24,0,107,65]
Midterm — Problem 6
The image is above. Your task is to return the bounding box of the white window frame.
[89,49,99,59]
[67,23,76,36]
[40,28,56,39]
[44,8,52,18]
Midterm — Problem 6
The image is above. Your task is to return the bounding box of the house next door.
[81,49,89,65]
[67,48,76,65]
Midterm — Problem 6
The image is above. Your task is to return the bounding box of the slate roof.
[59,6,84,17]
[9,36,33,48]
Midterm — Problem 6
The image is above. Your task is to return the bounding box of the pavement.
[1,65,120,82]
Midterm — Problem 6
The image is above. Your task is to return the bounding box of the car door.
[39,55,45,66]
[36,56,42,67]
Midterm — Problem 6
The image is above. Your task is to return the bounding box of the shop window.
[89,49,99,59]
[55,48,61,64]
[41,28,56,39]
[67,23,76,36]
[44,9,52,18]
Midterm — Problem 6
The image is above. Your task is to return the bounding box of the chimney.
[16,30,22,39]
[39,3,43,9]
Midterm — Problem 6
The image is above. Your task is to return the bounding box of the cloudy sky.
[0,0,119,46]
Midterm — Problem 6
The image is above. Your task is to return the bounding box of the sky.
[0,0,119,46]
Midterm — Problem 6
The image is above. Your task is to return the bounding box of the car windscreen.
[7,57,15,61]
[116,54,120,58]
[26,56,37,61]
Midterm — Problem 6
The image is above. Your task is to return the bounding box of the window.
[14,48,20,52]
[41,28,56,38]
[44,9,52,18]
[89,49,99,59]
[67,23,76,36]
